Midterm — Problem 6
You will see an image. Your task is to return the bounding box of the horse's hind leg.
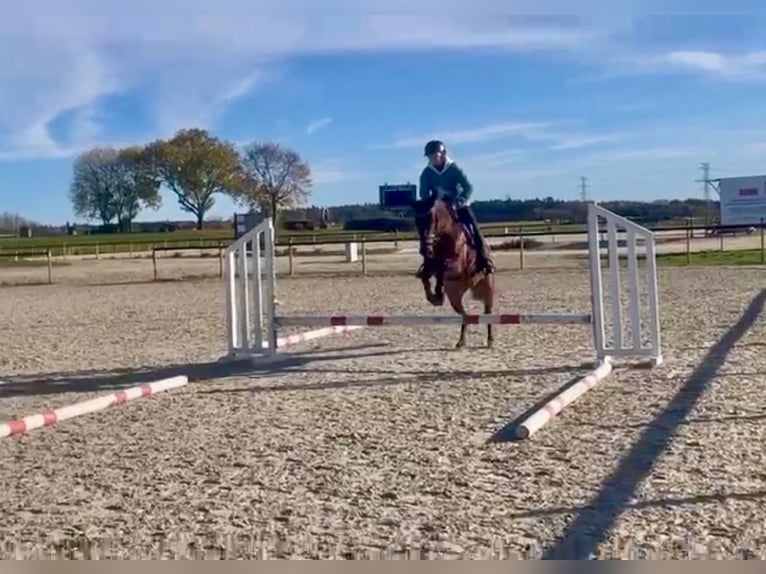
[479,275,495,348]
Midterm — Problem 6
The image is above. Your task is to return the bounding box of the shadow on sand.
[540,288,766,560]
[0,343,580,399]
[0,343,401,399]
[1,337,596,405]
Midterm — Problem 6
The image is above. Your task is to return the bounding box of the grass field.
[0,222,577,257]
[657,248,766,266]
[0,216,696,258]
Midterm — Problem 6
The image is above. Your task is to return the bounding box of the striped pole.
[272,325,364,349]
[0,375,189,439]
[274,313,592,327]
[515,359,613,439]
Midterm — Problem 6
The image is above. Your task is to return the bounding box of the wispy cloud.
[3,8,766,165]
[386,120,627,153]
[306,117,332,135]
[0,9,604,162]
[387,122,554,149]
[467,121,766,190]
[464,148,527,168]
[652,50,766,80]
[310,157,368,185]
[546,132,626,151]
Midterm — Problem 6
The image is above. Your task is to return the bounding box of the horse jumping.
[414,197,496,348]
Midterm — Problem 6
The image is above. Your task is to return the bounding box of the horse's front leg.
[419,262,441,306]
[433,266,445,306]
[421,275,436,304]
[420,259,444,307]
[446,283,468,349]
[485,305,494,348]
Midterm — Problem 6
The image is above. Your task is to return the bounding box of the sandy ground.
[1,253,766,559]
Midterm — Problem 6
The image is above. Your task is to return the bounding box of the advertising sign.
[717,175,766,226]
[379,183,417,209]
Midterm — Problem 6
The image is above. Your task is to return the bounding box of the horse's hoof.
[427,294,444,306]
[455,340,465,349]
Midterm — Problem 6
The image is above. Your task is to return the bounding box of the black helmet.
[424,140,446,156]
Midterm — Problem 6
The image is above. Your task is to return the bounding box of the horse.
[413,197,495,348]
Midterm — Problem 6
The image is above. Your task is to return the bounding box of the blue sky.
[3,6,766,224]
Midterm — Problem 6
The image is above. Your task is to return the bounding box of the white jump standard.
[221,202,663,438]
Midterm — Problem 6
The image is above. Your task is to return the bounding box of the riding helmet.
[424,140,446,156]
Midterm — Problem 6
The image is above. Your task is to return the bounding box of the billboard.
[379,183,416,209]
[718,175,766,226]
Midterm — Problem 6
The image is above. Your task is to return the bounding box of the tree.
[144,128,243,230]
[112,146,162,231]
[69,148,119,226]
[69,146,162,231]
[236,141,313,228]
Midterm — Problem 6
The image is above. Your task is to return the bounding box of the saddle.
[443,202,476,249]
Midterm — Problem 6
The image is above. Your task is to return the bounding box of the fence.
[0,250,53,285]
[1,220,765,287]
[151,244,225,281]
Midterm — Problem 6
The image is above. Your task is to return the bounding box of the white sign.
[718,175,766,226]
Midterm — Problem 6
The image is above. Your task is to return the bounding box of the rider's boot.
[472,226,495,274]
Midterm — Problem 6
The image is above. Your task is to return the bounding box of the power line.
[696,162,711,203]
[695,162,715,226]
[579,176,588,201]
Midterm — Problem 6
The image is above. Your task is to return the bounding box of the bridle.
[423,200,458,259]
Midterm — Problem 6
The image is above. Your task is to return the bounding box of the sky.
[3,4,766,224]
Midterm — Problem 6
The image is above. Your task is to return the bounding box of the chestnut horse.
[413,197,495,348]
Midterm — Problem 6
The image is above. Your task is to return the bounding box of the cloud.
[386,120,627,154]
[464,149,527,168]
[310,157,366,185]
[3,7,766,164]
[651,50,766,80]
[306,117,332,135]
[0,8,609,161]
[466,121,766,192]
[387,122,554,149]
[546,132,626,151]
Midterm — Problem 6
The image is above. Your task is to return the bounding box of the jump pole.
[274,313,592,327]
[514,358,613,439]
[0,375,188,439]
[272,325,364,349]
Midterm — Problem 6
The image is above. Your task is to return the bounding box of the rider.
[416,139,494,276]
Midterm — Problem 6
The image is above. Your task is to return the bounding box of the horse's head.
[420,198,461,261]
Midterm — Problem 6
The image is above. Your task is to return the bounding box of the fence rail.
[0,217,761,256]
[0,250,53,284]
[2,218,766,287]
[151,244,225,281]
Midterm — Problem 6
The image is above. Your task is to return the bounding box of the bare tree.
[236,141,313,228]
